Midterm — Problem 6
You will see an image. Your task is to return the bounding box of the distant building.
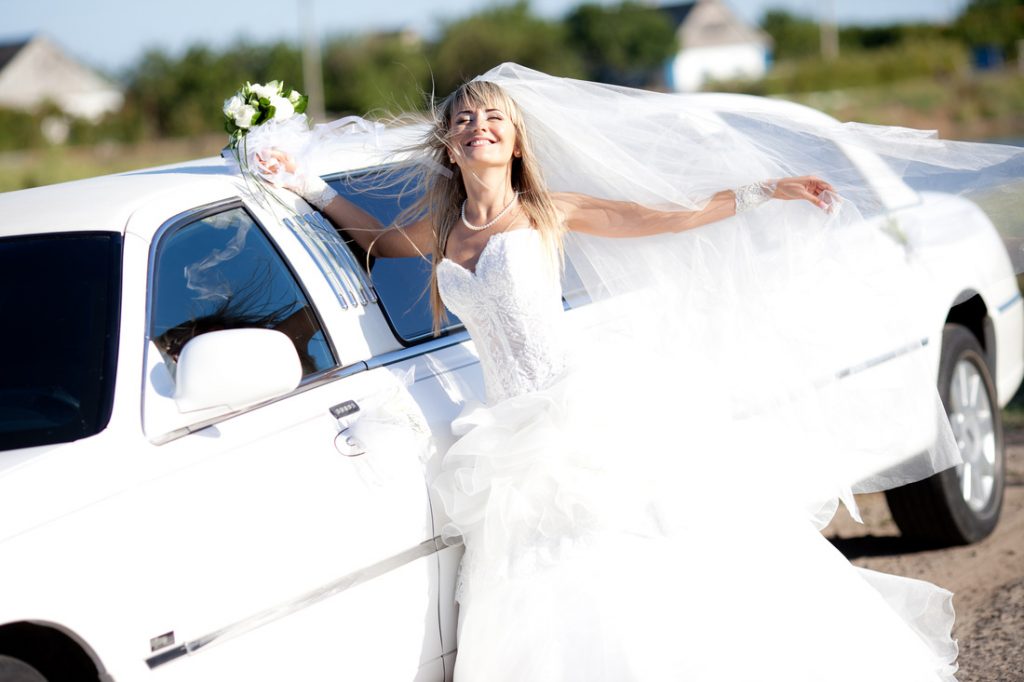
[660,0,772,92]
[0,35,123,122]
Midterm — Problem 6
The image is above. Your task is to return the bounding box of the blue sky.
[3,0,970,76]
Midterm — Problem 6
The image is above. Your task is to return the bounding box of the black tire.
[0,656,47,682]
[885,324,1005,545]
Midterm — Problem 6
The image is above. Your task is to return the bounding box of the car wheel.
[885,323,1005,545]
[0,655,48,682]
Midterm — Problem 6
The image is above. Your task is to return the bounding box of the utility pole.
[299,0,326,123]
[820,0,839,62]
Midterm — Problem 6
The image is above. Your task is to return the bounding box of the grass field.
[0,134,225,193]
[783,70,1024,141]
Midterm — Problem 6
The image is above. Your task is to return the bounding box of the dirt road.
[823,429,1024,681]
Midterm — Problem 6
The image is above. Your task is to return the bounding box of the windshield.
[0,233,122,452]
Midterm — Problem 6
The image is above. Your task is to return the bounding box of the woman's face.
[449,101,519,171]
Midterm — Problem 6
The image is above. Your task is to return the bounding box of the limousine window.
[0,232,121,451]
[150,207,335,377]
[329,170,463,344]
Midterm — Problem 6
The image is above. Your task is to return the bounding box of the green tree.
[322,32,430,116]
[760,10,819,60]
[431,1,584,94]
[127,41,302,138]
[955,0,1024,58]
[566,2,677,85]
[0,108,44,151]
[840,22,949,52]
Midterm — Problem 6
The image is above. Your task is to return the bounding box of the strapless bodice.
[437,229,567,404]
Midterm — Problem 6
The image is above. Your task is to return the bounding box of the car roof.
[0,125,418,239]
[0,158,241,237]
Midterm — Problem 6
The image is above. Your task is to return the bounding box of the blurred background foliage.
[1,0,1022,191]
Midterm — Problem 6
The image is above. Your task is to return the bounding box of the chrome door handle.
[334,431,366,457]
[329,400,366,456]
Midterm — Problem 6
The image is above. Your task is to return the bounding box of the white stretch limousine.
[0,97,1021,681]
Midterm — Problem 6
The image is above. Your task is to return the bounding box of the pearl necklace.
[461,193,519,231]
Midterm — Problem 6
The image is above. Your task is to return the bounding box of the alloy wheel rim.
[949,357,998,512]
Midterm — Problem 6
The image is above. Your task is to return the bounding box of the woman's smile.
[451,106,516,164]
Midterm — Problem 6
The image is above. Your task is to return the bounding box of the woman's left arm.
[553,176,835,238]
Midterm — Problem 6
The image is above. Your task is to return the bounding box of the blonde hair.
[389,80,565,335]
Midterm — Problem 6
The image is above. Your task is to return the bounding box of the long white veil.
[473,63,1024,526]
[262,61,1021,530]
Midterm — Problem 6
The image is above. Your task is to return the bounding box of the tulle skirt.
[432,352,959,681]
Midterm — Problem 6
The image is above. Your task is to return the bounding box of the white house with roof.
[660,0,772,92]
[0,35,123,122]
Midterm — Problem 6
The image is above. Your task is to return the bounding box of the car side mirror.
[174,329,302,413]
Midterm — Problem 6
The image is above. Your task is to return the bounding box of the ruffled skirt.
[432,358,958,681]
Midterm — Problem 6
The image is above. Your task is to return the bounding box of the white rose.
[270,95,295,121]
[223,94,244,118]
[233,103,257,129]
[288,89,302,104]
[250,82,278,100]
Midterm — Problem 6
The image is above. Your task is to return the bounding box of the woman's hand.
[253,147,339,211]
[772,176,837,211]
[254,148,298,182]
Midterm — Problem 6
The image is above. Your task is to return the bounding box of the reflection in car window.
[719,113,886,218]
[0,233,121,452]
[329,171,463,344]
[150,207,334,377]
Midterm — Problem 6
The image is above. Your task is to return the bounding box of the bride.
[266,65,963,680]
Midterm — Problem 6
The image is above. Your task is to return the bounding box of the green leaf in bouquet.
[293,94,309,115]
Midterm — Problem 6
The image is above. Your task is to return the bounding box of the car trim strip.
[282,216,355,309]
[366,330,472,370]
[998,291,1022,314]
[300,213,365,306]
[306,211,378,306]
[835,338,929,379]
[145,536,444,669]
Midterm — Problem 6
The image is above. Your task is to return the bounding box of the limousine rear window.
[0,232,121,451]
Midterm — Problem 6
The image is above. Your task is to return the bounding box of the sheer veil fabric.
[474,62,1024,520]
[266,63,1024,680]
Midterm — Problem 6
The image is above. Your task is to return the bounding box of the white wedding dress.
[432,227,958,681]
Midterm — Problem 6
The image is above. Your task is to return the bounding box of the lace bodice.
[438,229,568,404]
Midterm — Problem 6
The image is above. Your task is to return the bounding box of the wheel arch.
[946,290,995,372]
[0,621,110,682]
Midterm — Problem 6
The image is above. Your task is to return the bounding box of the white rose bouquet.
[223,80,308,148]
[219,79,399,212]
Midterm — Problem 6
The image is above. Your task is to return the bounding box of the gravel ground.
[823,428,1024,681]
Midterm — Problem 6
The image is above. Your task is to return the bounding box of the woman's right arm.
[261,149,432,259]
[318,195,433,259]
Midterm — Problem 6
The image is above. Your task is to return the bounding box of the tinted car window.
[150,207,334,377]
[329,172,463,344]
[0,233,121,451]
